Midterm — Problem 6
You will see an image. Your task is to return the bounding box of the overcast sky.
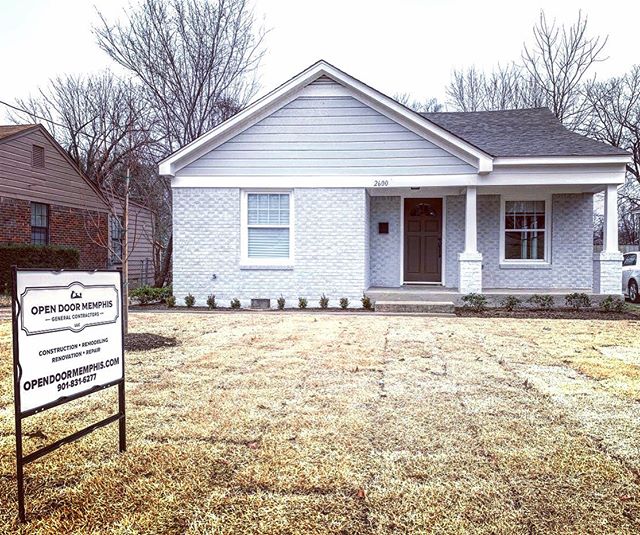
[1,0,639,122]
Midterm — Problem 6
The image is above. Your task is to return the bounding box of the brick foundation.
[0,196,108,269]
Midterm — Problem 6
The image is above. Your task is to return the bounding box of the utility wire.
[0,99,72,130]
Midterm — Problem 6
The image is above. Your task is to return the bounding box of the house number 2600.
[373,179,389,187]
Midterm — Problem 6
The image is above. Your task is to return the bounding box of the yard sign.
[11,267,126,523]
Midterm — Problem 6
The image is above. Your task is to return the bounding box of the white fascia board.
[493,155,631,166]
[171,168,625,189]
[159,60,493,176]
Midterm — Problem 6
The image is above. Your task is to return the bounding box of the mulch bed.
[125,332,179,351]
[455,308,640,320]
[129,304,373,312]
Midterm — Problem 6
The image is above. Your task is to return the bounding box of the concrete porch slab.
[366,286,617,307]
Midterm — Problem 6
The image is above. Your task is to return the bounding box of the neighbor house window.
[244,192,291,261]
[502,199,549,262]
[31,202,49,245]
[110,215,124,264]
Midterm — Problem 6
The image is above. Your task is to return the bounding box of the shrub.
[601,295,625,313]
[206,294,217,310]
[277,295,286,310]
[298,297,308,309]
[528,294,554,310]
[565,292,591,310]
[361,294,373,310]
[0,244,79,293]
[461,293,487,312]
[166,296,176,308]
[319,293,329,309]
[184,293,195,308]
[339,297,349,309]
[230,298,241,309]
[130,285,171,305]
[501,295,522,312]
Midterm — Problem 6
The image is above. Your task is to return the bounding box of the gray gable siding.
[178,78,475,177]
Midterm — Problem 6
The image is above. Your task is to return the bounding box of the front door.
[404,198,442,283]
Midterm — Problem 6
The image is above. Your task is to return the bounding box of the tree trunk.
[155,235,172,288]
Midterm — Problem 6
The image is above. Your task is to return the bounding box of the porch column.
[458,186,483,294]
[594,184,623,294]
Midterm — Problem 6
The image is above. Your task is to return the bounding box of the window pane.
[505,200,546,232]
[247,193,289,226]
[31,203,48,227]
[248,228,289,258]
[505,231,545,260]
[31,228,47,245]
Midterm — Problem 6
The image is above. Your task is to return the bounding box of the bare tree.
[522,10,607,129]
[12,73,152,190]
[93,0,265,153]
[447,11,605,124]
[394,93,443,113]
[446,66,488,112]
[446,63,545,112]
[584,66,640,181]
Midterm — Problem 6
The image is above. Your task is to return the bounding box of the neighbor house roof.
[0,124,38,142]
[421,108,629,158]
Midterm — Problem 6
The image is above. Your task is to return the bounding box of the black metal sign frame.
[11,266,126,523]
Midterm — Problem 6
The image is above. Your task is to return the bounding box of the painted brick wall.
[172,187,369,307]
[445,193,593,290]
[369,196,401,286]
[445,196,465,288]
[0,195,108,269]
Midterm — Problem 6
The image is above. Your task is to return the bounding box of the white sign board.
[14,270,124,414]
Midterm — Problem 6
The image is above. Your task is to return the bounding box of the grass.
[1,312,639,533]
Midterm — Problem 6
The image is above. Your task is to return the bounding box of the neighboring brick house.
[160,61,631,307]
[0,124,154,286]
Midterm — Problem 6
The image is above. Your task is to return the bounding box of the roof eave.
[493,154,632,166]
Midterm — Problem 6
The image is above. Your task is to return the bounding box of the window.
[243,192,292,262]
[110,216,124,264]
[31,202,49,245]
[502,199,548,262]
[623,254,637,267]
[32,145,45,168]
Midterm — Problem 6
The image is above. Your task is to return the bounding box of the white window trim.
[499,194,552,266]
[240,189,294,266]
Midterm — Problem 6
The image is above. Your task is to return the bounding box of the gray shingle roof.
[420,108,628,158]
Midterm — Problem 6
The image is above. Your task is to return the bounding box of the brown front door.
[404,198,442,283]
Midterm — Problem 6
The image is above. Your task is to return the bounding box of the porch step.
[374,300,456,314]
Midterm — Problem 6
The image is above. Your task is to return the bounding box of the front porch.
[367,184,623,297]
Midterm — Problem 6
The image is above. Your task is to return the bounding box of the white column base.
[593,251,623,295]
[458,251,483,294]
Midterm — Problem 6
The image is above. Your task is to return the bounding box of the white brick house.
[160,61,630,307]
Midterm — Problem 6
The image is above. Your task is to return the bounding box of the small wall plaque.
[378,222,389,234]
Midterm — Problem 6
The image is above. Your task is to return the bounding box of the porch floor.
[366,285,600,306]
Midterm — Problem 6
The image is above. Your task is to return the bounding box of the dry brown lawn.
[1,311,640,534]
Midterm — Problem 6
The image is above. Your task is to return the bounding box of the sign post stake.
[12,267,26,523]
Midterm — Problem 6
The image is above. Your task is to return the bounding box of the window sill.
[499,262,551,270]
[239,263,294,271]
